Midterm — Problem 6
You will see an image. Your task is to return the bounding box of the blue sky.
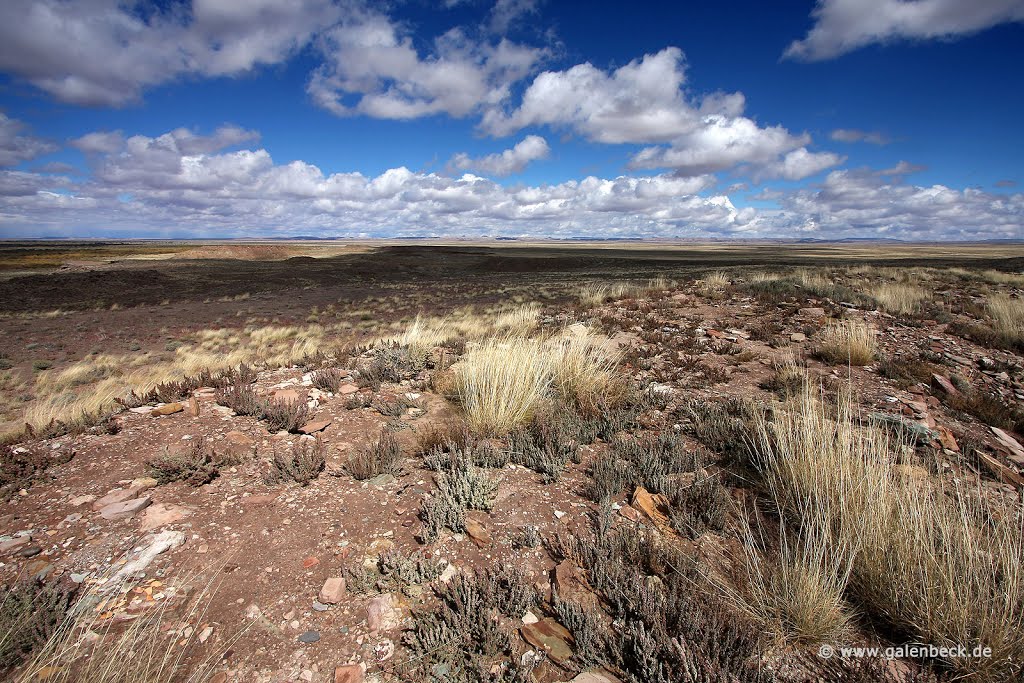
[0,0,1022,240]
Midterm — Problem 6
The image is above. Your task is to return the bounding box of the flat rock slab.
[150,402,184,416]
[521,618,574,664]
[566,671,624,683]
[0,535,31,555]
[140,503,191,531]
[992,427,1024,464]
[300,419,332,434]
[464,517,491,548]
[99,496,152,520]
[931,373,959,397]
[366,593,404,631]
[92,488,136,511]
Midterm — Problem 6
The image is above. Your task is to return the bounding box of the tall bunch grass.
[815,320,876,366]
[453,337,553,436]
[754,385,1024,679]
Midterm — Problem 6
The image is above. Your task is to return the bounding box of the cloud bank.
[1,126,1019,241]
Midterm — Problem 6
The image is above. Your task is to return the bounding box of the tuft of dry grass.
[989,295,1024,346]
[815,320,876,366]
[871,282,929,315]
[13,564,240,683]
[728,509,854,645]
[452,337,553,436]
[549,332,624,414]
[698,270,730,297]
[754,385,1024,680]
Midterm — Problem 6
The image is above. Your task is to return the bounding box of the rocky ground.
[2,257,1023,683]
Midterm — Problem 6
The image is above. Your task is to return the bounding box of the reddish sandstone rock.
[334,665,364,683]
[99,496,152,521]
[150,402,184,417]
[464,516,492,548]
[521,618,574,664]
[299,418,331,434]
[319,577,347,604]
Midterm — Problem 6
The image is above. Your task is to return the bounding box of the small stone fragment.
[334,665,364,683]
[319,577,347,604]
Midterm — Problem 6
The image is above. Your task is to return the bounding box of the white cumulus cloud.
[482,47,840,180]
[785,0,1024,61]
[3,125,1019,242]
[448,135,550,176]
[307,7,545,120]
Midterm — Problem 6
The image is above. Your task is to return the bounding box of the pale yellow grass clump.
[548,332,625,413]
[796,269,831,292]
[815,319,876,366]
[989,294,1024,344]
[730,510,854,645]
[981,269,1024,285]
[871,282,929,315]
[697,270,730,296]
[755,386,1024,679]
[748,271,781,283]
[451,326,624,434]
[452,336,553,436]
[385,304,542,366]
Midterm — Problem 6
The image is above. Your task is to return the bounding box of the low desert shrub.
[263,438,326,486]
[344,429,401,480]
[419,463,498,542]
[347,548,446,595]
[354,346,412,390]
[677,397,760,464]
[260,398,309,433]
[402,567,538,681]
[0,580,75,670]
[878,354,937,389]
[215,381,262,417]
[759,356,806,398]
[0,443,73,499]
[311,367,345,393]
[946,389,1023,432]
[512,525,541,549]
[551,513,769,682]
[145,438,221,486]
[815,320,876,366]
[664,472,730,537]
[414,419,472,455]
